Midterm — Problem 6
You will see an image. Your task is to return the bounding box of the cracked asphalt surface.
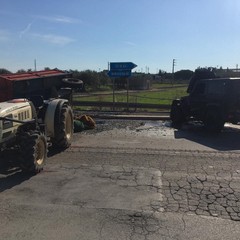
[0,120,240,239]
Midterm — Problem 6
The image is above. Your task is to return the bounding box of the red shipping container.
[0,69,72,102]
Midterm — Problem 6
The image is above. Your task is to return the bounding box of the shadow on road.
[0,150,34,192]
[174,122,240,151]
[0,146,66,192]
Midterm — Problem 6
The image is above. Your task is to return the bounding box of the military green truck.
[170,69,240,132]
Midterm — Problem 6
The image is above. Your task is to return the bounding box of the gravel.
[82,119,145,135]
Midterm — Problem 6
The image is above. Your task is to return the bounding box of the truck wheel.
[170,100,184,129]
[204,109,224,133]
[53,103,73,148]
[20,132,47,173]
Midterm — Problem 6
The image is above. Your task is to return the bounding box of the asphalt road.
[0,120,240,240]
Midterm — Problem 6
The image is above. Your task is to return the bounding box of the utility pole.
[172,59,176,84]
[172,59,176,75]
[34,59,37,71]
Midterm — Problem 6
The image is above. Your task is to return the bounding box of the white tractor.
[0,97,73,173]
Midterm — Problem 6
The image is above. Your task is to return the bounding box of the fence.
[72,100,171,112]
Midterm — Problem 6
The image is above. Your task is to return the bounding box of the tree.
[80,70,100,89]
[17,69,27,73]
[99,71,111,86]
[158,69,166,76]
[174,70,194,81]
[71,70,98,90]
[0,68,12,75]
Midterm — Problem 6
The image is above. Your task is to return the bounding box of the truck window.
[207,81,226,95]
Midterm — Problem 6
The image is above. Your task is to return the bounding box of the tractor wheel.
[20,132,47,173]
[203,109,225,133]
[170,100,184,129]
[52,102,73,148]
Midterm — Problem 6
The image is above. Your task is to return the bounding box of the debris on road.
[74,114,96,132]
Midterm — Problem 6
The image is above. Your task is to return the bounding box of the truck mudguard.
[44,99,68,138]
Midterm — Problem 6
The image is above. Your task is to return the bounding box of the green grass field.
[74,84,188,105]
[73,83,188,112]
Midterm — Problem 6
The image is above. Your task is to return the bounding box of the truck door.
[188,81,207,118]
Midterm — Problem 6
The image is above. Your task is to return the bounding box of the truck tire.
[170,100,184,129]
[20,132,47,173]
[52,102,73,148]
[203,109,225,133]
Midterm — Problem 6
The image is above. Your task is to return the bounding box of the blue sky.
[1,0,240,73]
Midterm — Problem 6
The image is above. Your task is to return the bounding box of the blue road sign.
[110,62,137,71]
[108,70,132,78]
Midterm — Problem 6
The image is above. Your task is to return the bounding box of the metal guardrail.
[72,101,171,110]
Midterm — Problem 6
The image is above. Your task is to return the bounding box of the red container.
[0,69,72,102]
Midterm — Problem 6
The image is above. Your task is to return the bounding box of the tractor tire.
[170,100,184,129]
[203,109,225,133]
[52,102,73,148]
[20,131,47,173]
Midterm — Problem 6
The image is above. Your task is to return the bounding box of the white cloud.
[36,15,81,24]
[32,33,75,46]
[19,22,34,39]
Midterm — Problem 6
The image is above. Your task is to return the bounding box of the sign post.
[127,78,129,111]
[112,78,115,110]
[108,62,137,111]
